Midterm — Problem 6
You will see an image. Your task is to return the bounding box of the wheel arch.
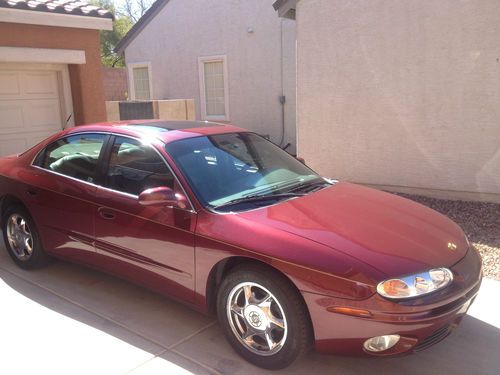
[0,194,29,222]
[205,256,314,335]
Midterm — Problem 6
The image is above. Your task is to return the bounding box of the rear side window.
[38,134,106,183]
[105,136,174,196]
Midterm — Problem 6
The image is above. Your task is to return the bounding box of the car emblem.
[248,311,262,327]
[447,242,457,251]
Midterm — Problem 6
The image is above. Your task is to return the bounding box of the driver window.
[106,137,174,196]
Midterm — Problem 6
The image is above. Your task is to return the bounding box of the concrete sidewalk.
[0,248,499,375]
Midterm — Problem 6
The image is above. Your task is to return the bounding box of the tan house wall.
[124,0,297,152]
[296,0,500,202]
[0,22,106,125]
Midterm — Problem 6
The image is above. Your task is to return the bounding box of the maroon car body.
[0,121,482,358]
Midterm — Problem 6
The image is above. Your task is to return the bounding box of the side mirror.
[138,187,187,209]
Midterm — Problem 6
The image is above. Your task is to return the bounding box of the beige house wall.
[124,0,297,152]
[296,0,500,202]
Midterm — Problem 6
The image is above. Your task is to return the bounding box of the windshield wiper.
[288,179,332,194]
[213,192,305,210]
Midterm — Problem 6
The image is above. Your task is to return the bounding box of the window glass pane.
[106,137,174,196]
[133,67,151,100]
[41,134,106,183]
[204,61,225,116]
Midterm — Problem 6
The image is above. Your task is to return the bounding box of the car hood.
[236,182,469,278]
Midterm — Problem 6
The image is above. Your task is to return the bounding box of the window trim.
[128,61,153,101]
[34,132,109,184]
[32,131,196,213]
[198,55,230,121]
[102,135,174,197]
[100,134,196,212]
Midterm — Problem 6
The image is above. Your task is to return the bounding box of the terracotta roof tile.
[0,0,114,19]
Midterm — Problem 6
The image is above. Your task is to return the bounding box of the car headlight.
[377,268,453,299]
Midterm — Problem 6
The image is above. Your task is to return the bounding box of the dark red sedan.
[0,121,482,369]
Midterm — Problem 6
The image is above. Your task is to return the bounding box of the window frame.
[198,55,230,122]
[98,134,196,212]
[128,61,153,101]
[32,132,110,185]
[101,135,176,197]
[164,131,321,212]
[32,132,196,212]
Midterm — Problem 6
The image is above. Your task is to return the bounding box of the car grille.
[414,324,452,352]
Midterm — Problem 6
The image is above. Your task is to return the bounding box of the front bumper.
[304,247,482,356]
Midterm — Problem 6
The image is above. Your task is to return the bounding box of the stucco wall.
[102,67,128,101]
[0,22,106,125]
[124,0,297,152]
[296,0,500,201]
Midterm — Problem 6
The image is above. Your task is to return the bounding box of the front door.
[94,135,196,303]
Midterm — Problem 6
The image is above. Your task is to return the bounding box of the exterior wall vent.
[118,101,154,120]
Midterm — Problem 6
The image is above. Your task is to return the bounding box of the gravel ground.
[395,193,500,281]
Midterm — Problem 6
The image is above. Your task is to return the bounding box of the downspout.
[279,18,288,148]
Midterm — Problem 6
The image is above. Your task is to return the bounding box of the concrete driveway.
[0,247,499,375]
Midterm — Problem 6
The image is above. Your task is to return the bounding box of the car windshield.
[165,132,328,210]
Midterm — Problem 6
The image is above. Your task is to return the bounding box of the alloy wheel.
[226,282,288,356]
[6,213,33,261]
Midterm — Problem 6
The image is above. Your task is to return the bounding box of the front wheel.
[217,264,312,370]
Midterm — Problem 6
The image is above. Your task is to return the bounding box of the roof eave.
[115,0,169,55]
[0,7,113,30]
[272,0,297,20]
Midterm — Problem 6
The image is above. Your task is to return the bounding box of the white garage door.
[0,68,64,156]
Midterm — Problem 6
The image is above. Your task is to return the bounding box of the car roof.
[63,120,248,144]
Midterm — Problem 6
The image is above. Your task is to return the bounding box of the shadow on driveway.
[0,250,498,375]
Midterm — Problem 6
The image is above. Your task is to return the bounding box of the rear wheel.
[2,204,50,269]
[217,264,312,369]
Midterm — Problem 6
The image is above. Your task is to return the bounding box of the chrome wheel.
[6,214,33,261]
[226,282,288,356]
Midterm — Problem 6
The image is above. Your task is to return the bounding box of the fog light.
[363,335,400,352]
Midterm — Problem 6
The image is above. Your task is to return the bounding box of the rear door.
[27,133,109,262]
[93,135,197,302]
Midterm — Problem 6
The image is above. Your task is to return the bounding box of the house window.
[128,63,152,100]
[198,56,229,121]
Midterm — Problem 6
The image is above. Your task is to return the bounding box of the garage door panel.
[0,137,28,156]
[0,129,56,156]
[0,99,61,133]
[0,72,21,96]
[24,99,62,128]
[22,71,59,98]
[0,103,24,130]
[0,67,64,156]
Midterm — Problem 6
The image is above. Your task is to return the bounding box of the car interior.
[105,142,174,196]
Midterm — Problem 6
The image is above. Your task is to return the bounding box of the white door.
[0,67,64,156]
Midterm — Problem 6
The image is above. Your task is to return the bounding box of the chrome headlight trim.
[377,267,454,300]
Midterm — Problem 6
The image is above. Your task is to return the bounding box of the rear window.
[37,134,107,183]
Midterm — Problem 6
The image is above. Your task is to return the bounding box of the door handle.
[98,208,116,220]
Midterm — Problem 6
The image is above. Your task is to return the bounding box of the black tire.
[217,264,312,370]
[2,204,51,270]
